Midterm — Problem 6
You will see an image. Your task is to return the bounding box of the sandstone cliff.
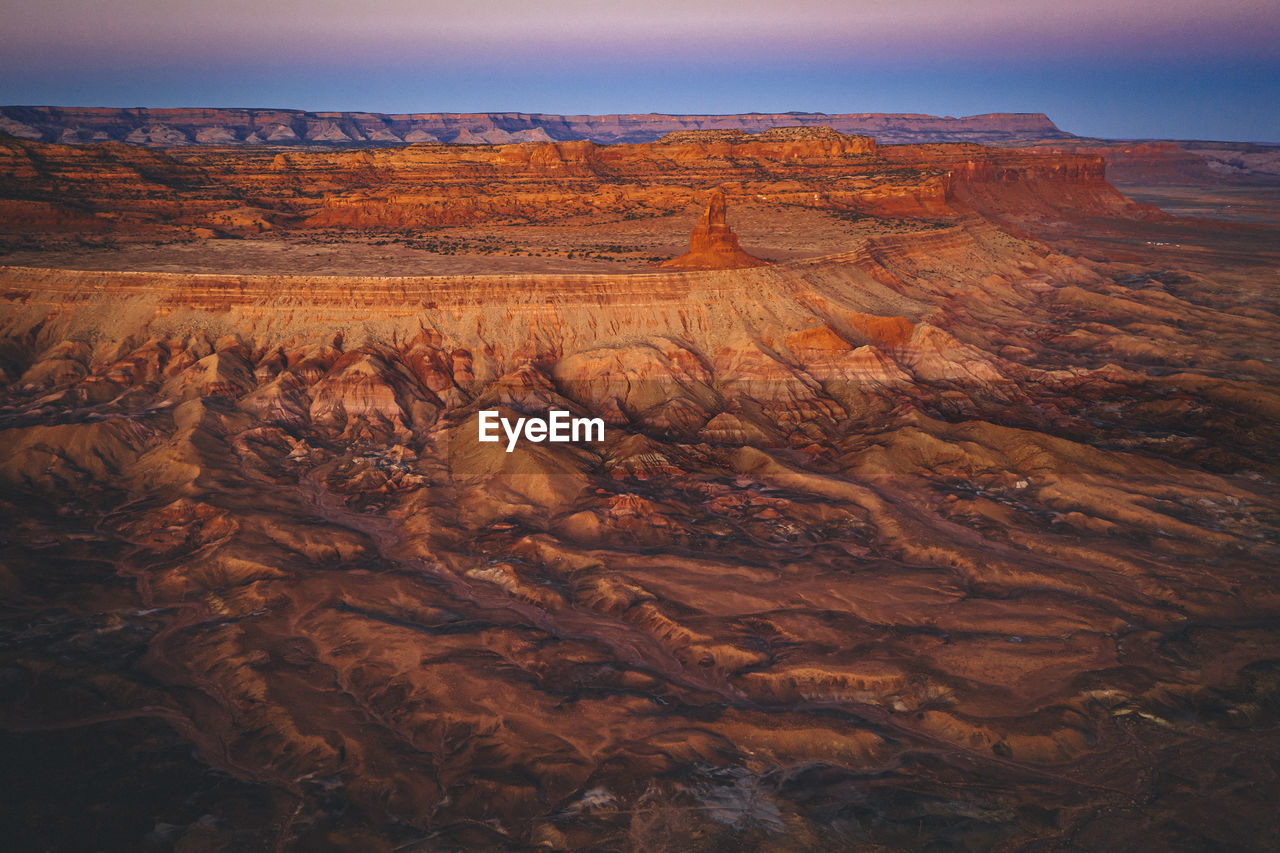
[0,129,1134,244]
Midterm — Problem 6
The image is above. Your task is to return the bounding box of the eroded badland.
[1,120,1279,851]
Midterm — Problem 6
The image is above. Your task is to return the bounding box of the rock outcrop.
[661,189,770,270]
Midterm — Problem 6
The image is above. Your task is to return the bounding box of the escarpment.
[0,128,1138,263]
[0,105,1070,147]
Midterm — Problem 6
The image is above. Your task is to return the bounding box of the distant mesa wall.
[1032,141,1224,185]
[0,128,1146,237]
[0,106,1071,148]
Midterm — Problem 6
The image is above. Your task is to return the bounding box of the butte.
[660,188,770,270]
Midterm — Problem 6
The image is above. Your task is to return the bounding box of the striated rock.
[194,126,239,144]
[402,128,441,143]
[0,129,1137,240]
[0,116,42,139]
[552,343,717,426]
[162,349,255,399]
[307,349,437,439]
[788,326,915,398]
[1,111,1279,853]
[451,127,554,145]
[892,324,1006,384]
[124,124,191,145]
[303,120,354,143]
[0,105,1072,148]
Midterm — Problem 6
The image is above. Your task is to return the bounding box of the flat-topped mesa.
[0,107,1059,147]
[661,189,770,270]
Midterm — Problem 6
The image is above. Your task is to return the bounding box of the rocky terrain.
[0,125,1139,270]
[1,127,1278,851]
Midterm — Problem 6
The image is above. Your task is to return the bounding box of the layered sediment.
[0,106,1070,147]
[1,127,1279,851]
[0,128,1133,246]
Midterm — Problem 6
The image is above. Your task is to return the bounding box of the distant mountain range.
[0,106,1074,147]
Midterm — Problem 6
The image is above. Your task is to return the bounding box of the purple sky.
[3,0,1278,140]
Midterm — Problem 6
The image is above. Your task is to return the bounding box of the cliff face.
[1031,141,1223,185]
[0,129,1132,242]
[0,105,1070,147]
[1013,141,1280,187]
[869,143,1165,228]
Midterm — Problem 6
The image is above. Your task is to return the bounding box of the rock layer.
[0,106,1070,147]
[0,129,1134,246]
[1,131,1279,852]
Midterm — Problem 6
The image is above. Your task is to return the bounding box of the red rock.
[1,113,1277,853]
[660,188,769,270]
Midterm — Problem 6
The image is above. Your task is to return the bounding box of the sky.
[2,0,1278,141]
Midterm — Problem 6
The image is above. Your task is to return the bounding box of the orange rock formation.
[1,122,1279,852]
[660,188,770,270]
[0,128,1145,243]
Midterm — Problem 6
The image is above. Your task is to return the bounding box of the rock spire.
[661,189,770,270]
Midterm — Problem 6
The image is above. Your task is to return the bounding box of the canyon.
[0,123,1278,851]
